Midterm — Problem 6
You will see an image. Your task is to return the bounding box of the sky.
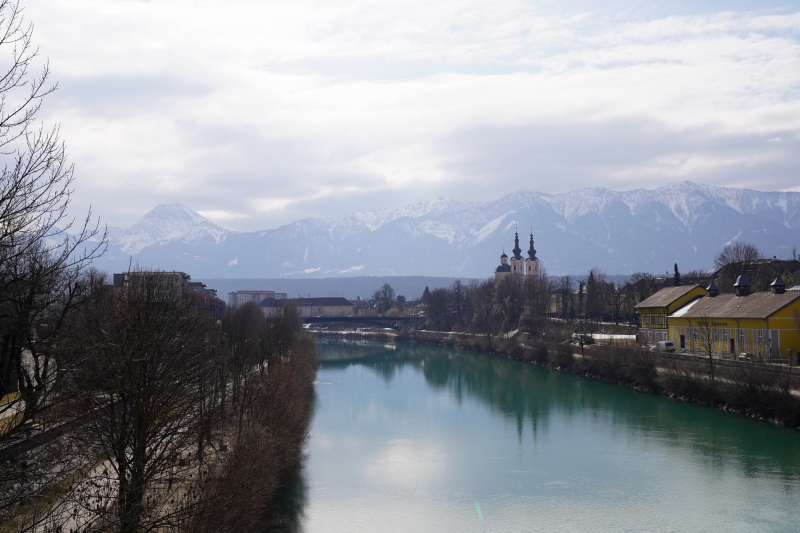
[20,0,800,230]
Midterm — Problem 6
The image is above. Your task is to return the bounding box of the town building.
[495,227,540,280]
[186,281,218,299]
[112,271,225,320]
[634,284,707,344]
[666,276,800,359]
[258,297,354,318]
[710,258,800,293]
[228,290,287,308]
[114,270,191,293]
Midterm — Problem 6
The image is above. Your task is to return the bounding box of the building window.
[758,330,763,344]
[724,329,729,342]
[739,330,745,345]
[648,331,652,343]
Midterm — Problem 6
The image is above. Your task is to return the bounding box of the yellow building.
[634,284,708,344]
[667,276,800,360]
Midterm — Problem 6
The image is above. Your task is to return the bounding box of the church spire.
[527,228,537,260]
[512,225,522,259]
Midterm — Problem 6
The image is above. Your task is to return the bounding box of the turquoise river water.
[296,339,800,532]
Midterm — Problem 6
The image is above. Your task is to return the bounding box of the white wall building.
[228,290,287,308]
[259,297,354,318]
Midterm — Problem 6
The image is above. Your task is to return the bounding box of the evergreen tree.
[586,271,597,321]
[674,262,681,286]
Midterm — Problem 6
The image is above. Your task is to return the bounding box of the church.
[495,227,539,280]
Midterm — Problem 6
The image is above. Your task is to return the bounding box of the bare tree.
[523,267,551,318]
[492,275,524,332]
[555,275,572,319]
[371,283,395,315]
[714,242,761,274]
[694,313,718,380]
[0,4,105,523]
[467,279,495,340]
[610,285,623,325]
[450,279,465,327]
[630,272,656,304]
[50,273,220,533]
[0,0,105,435]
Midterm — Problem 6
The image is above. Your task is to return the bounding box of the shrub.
[551,344,574,369]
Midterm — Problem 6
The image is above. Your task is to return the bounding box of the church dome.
[495,264,511,273]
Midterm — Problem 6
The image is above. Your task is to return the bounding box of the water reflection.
[318,339,800,480]
[304,339,800,532]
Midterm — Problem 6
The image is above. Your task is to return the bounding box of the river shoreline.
[313,328,800,430]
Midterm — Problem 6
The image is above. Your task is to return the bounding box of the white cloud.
[21,0,800,230]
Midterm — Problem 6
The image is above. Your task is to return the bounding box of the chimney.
[734,274,751,296]
[770,276,786,295]
[706,279,719,297]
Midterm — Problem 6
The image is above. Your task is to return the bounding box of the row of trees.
[2,276,315,532]
[416,238,788,335]
[420,273,555,335]
[416,265,730,336]
[0,6,317,529]
[419,268,644,335]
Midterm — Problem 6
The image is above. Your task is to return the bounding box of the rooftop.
[670,291,800,319]
[635,285,704,309]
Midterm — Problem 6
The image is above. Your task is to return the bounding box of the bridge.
[303,315,422,331]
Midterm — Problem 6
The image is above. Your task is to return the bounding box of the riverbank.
[393,329,800,429]
[305,326,398,342]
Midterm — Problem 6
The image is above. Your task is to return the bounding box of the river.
[295,339,800,532]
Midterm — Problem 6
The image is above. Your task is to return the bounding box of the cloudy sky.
[24,0,800,230]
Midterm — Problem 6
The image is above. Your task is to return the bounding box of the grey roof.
[673,291,800,319]
[634,285,704,309]
[495,264,511,273]
[734,274,751,287]
[527,241,537,260]
[512,231,523,259]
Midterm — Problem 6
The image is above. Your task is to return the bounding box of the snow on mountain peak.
[117,203,229,254]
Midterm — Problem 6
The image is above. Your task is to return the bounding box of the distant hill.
[88,182,800,278]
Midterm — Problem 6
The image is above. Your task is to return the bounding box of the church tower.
[509,226,525,276]
[494,248,511,280]
[525,229,539,276]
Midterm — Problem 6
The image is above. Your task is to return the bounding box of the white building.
[258,297,354,318]
[228,290,287,308]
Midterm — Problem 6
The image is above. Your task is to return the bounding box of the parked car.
[651,341,675,353]
[738,352,753,361]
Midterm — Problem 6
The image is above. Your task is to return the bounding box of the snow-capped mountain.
[107,203,228,255]
[91,182,800,278]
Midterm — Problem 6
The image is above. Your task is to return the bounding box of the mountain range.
[89,182,800,279]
